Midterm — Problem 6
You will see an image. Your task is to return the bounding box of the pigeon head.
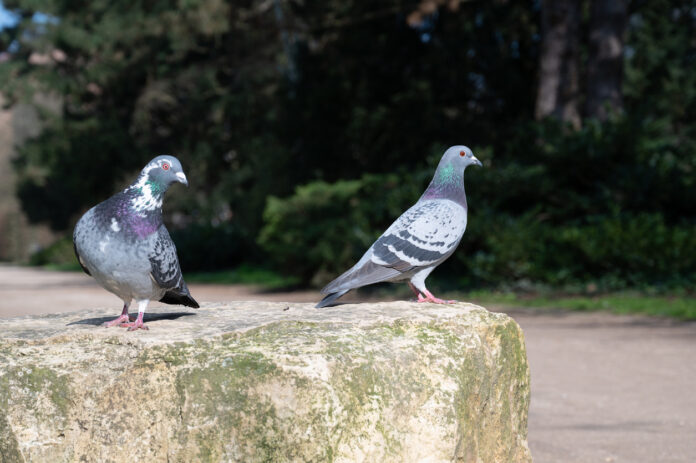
[432,146,482,185]
[422,145,481,205]
[440,145,482,170]
[127,155,189,212]
[142,155,188,187]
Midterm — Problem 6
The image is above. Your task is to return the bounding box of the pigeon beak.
[471,157,483,167]
[175,172,189,186]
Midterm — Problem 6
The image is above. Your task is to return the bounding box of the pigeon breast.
[73,192,165,300]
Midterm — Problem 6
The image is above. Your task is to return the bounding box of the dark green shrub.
[258,172,427,285]
[28,235,81,271]
[169,222,251,272]
[461,212,696,289]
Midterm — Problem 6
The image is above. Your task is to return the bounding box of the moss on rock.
[0,301,531,462]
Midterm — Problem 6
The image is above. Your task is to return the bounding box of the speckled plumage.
[73,155,198,330]
[317,145,482,308]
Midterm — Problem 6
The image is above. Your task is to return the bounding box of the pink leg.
[103,304,134,327]
[122,311,148,331]
[416,289,456,304]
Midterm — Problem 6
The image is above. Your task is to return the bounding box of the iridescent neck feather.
[125,164,170,212]
[421,162,467,208]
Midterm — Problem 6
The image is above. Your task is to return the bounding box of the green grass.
[463,290,696,320]
[185,264,300,289]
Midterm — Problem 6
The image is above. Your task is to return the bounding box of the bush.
[258,172,427,285]
[462,212,696,289]
[260,117,696,291]
[28,235,81,271]
[168,222,251,272]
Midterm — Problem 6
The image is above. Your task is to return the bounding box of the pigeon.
[73,155,199,331]
[316,145,482,308]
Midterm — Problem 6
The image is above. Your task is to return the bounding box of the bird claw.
[417,291,456,304]
[123,320,149,331]
[103,314,135,327]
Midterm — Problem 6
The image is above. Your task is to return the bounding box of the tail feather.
[316,260,403,308]
[321,261,401,295]
[315,290,349,309]
[159,289,200,308]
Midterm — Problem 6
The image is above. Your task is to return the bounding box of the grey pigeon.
[73,155,199,331]
[316,145,482,308]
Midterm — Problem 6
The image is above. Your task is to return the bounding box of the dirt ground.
[1,265,694,463]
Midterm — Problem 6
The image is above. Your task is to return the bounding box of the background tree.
[586,0,629,120]
[1,0,695,291]
[535,0,581,128]
[536,0,630,126]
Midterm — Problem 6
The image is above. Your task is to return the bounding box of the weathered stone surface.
[0,301,531,463]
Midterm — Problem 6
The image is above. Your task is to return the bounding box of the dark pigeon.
[73,155,199,330]
[316,145,482,308]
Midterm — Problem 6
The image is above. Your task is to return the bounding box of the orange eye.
[459,151,466,157]
[162,163,170,171]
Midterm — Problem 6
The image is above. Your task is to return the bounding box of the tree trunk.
[585,0,628,120]
[535,0,581,129]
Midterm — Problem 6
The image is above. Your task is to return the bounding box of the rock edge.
[0,301,531,463]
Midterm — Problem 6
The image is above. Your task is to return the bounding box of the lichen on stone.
[0,301,531,463]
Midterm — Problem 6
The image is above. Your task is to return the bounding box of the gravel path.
[1,265,694,462]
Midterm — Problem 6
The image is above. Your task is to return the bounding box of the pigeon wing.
[149,226,183,289]
[149,225,199,308]
[370,199,467,272]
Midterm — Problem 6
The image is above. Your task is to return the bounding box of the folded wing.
[149,226,199,308]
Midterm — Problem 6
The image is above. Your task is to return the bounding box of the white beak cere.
[176,172,188,185]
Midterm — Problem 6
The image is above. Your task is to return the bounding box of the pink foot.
[122,313,148,331]
[103,314,135,327]
[416,290,456,304]
[103,304,134,327]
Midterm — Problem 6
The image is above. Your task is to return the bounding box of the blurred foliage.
[28,234,78,269]
[1,0,695,290]
[259,170,430,285]
[185,264,300,289]
[168,222,250,272]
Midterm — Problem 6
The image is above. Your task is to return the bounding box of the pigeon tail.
[159,290,200,308]
[321,261,401,296]
[315,290,349,309]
